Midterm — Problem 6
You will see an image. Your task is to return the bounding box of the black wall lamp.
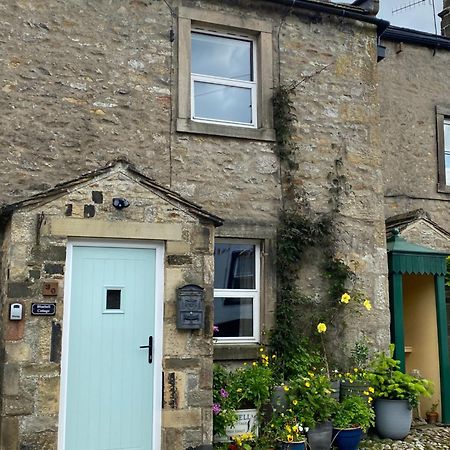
[112,198,130,209]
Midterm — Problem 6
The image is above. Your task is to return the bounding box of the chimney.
[439,0,450,37]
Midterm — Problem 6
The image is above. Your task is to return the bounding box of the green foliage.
[350,341,370,371]
[213,365,238,437]
[288,373,338,428]
[273,84,298,170]
[212,360,274,438]
[229,362,274,410]
[366,345,434,408]
[271,84,355,379]
[332,395,375,432]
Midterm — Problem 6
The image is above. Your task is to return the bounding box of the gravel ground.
[360,426,450,449]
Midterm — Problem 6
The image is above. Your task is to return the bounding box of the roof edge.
[381,25,450,51]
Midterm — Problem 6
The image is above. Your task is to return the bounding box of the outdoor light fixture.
[112,198,130,209]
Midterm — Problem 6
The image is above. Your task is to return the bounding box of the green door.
[64,245,157,450]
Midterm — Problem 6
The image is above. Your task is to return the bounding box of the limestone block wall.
[379,40,450,248]
[0,0,390,364]
[276,11,389,349]
[0,169,216,449]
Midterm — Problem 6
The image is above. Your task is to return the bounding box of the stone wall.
[379,40,450,248]
[0,166,216,449]
[0,0,394,447]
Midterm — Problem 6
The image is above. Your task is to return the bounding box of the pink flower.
[212,403,221,415]
[220,388,229,398]
[213,325,219,333]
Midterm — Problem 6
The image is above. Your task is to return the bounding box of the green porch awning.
[387,230,450,424]
[387,231,447,275]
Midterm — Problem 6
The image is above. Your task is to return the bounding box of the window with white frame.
[437,106,450,192]
[213,240,260,343]
[444,118,450,185]
[177,7,275,140]
[191,31,257,128]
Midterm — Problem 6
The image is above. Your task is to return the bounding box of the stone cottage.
[0,0,448,449]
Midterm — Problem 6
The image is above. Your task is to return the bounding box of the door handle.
[139,336,153,364]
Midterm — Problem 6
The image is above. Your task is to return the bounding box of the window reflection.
[193,82,252,124]
[214,243,255,289]
[214,297,253,337]
[192,32,253,81]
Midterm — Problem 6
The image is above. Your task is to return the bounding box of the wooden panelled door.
[62,245,157,450]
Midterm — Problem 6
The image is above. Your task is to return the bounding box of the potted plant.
[331,395,375,450]
[366,345,433,440]
[425,401,439,425]
[268,412,307,450]
[230,432,256,450]
[285,373,338,450]
[213,357,274,442]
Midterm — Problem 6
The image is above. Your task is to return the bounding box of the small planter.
[278,441,306,450]
[307,421,332,450]
[339,381,369,402]
[332,427,362,450]
[426,411,439,425]
[374,399,412,440]
[214,409,258,443]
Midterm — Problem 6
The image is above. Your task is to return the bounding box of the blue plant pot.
[279,441,306,450]
[332,427,362,450]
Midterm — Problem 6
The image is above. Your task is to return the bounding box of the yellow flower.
[259,347,264,352]
[252,362,257,366]
[305,381,311,388]
[292,424,298,432]
[363,391,369,396]
[363,299,372,311]
[285,425,292,433]
[369,387,375,393]
[353,368,358,372]
[292,399,298,406]
[272,354,277,359]
[317,323,327,333]
[237,388,242,393]
[368,396,373,403]
[287,434,294,442]
[341,293,351,304]
[283,385,290,392]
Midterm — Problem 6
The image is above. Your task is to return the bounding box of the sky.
[338,0,444,33]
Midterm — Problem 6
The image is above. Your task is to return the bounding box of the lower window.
[213,240,260,343]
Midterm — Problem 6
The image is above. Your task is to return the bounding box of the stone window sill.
[213,344,260,361]
[437,183,450,194]
[177,118,276,142]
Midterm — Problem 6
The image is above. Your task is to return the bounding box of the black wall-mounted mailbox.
[176,284,204,329]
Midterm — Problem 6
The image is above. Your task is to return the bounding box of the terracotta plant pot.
[426,411,439,425]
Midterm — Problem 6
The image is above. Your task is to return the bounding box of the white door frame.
[58,238,164,450]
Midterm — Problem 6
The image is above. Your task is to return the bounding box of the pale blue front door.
[64,245,157,450]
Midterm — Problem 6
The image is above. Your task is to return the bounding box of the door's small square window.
[106,289,121,310]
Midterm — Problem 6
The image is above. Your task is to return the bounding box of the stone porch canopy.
[0,158,224,228]
[0,159,223,449]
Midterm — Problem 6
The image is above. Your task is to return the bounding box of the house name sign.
[31,303,56,316]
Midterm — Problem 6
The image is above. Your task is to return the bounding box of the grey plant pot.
[374,399,412,440]
[307,421,332,450]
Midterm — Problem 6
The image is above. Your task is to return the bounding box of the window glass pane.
[192,32,252,81]
[193,81,252,124]
[106,289,121,310]
[444,120,450,152]
[445,154,450,185]
[214,297,253,337]
[214,243,255,289]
